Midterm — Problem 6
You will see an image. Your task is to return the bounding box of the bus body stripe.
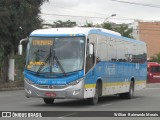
[84,80,146,88]
[85,84,96,88]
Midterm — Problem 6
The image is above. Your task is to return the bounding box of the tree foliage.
[0,0,48,51]
[0,0,48,81]
[52,20,77,28]
[113,24,133,38]
[82,21,133,38]
[102,22,112,30]
[83,20,95,27]
[102,22,133,38]
[150,53,160,63]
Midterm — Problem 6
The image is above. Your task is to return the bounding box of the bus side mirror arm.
[18,37,28,55]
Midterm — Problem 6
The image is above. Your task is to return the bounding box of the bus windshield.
[26,36,85,74]
[151,66,160,73]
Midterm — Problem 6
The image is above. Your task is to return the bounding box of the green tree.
[83,22,94,27]
[102,22,133,38]
[150,53,160,63]
[102,22,113,30]
[113,24,133,38]
[83,20,95,27]
[82,21,134,39]
[0,0,48,82]
[52,20,77,27]
[82,20,101,27]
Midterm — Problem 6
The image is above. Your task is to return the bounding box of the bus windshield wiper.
[36,45,67,76]
[36,47,52,75]
[52,49,67,77]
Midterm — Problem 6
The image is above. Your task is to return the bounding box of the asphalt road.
[0,83,160,120]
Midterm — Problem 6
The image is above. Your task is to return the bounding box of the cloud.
[41,0,160,24]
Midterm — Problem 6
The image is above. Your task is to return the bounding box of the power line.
[41,13,160,22]
[41,13,160,30]
[42,3,108,17]
[41,13,105,19]
[110,0,160,8]
[41,13,137,22]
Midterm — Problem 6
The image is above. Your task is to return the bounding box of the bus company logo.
[49,85,53,89]
[2,112,11,117]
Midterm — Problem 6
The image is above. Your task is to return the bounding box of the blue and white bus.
[19,28,147,105]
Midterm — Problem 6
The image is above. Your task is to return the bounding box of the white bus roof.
[30,27,145,45]
[30,27,121,37]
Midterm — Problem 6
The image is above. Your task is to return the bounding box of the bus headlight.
[68,78,83,86]
[25,78,34,84]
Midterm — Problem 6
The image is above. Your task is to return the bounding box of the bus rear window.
[151,66,160,73]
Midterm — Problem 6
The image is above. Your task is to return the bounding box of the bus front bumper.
[24,78,84,99]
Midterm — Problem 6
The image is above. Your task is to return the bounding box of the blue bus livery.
[19,28,147,105]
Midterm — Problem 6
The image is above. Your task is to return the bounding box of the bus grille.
[34,84,68,89]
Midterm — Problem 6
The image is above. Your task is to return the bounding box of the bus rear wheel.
[119,81,134,99]
[43,98,55,104]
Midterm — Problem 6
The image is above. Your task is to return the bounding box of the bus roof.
[148,62,158,64]
[30,27,120,36]
[148,62,160,67]
[30,27,145,45]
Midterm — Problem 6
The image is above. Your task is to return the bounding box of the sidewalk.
[146,83,160,88]
[0,81,24,91]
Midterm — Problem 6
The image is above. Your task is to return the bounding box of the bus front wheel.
[87,83,99,105]
[43,98,55,104]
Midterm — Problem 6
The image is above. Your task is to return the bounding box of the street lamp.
[103,14,116,24]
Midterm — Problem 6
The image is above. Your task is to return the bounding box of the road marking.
[57,113,77,118]
[101,103,112,107]
[21,101,37,104]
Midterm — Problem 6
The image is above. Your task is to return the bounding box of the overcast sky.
[41,0,160,25]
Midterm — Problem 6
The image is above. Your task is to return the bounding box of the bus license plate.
[45,92,56,97]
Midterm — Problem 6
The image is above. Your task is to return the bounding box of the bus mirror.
[89,44,93,55]
[18,44,23,55]
[18,37,28,55]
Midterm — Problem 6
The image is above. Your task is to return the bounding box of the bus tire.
[87,83,99,105]
[43,98,55,104]
[119,81,134,99]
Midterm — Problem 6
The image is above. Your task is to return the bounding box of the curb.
[0,87,24,91]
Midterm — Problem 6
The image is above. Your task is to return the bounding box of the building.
[132,21,160,59]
